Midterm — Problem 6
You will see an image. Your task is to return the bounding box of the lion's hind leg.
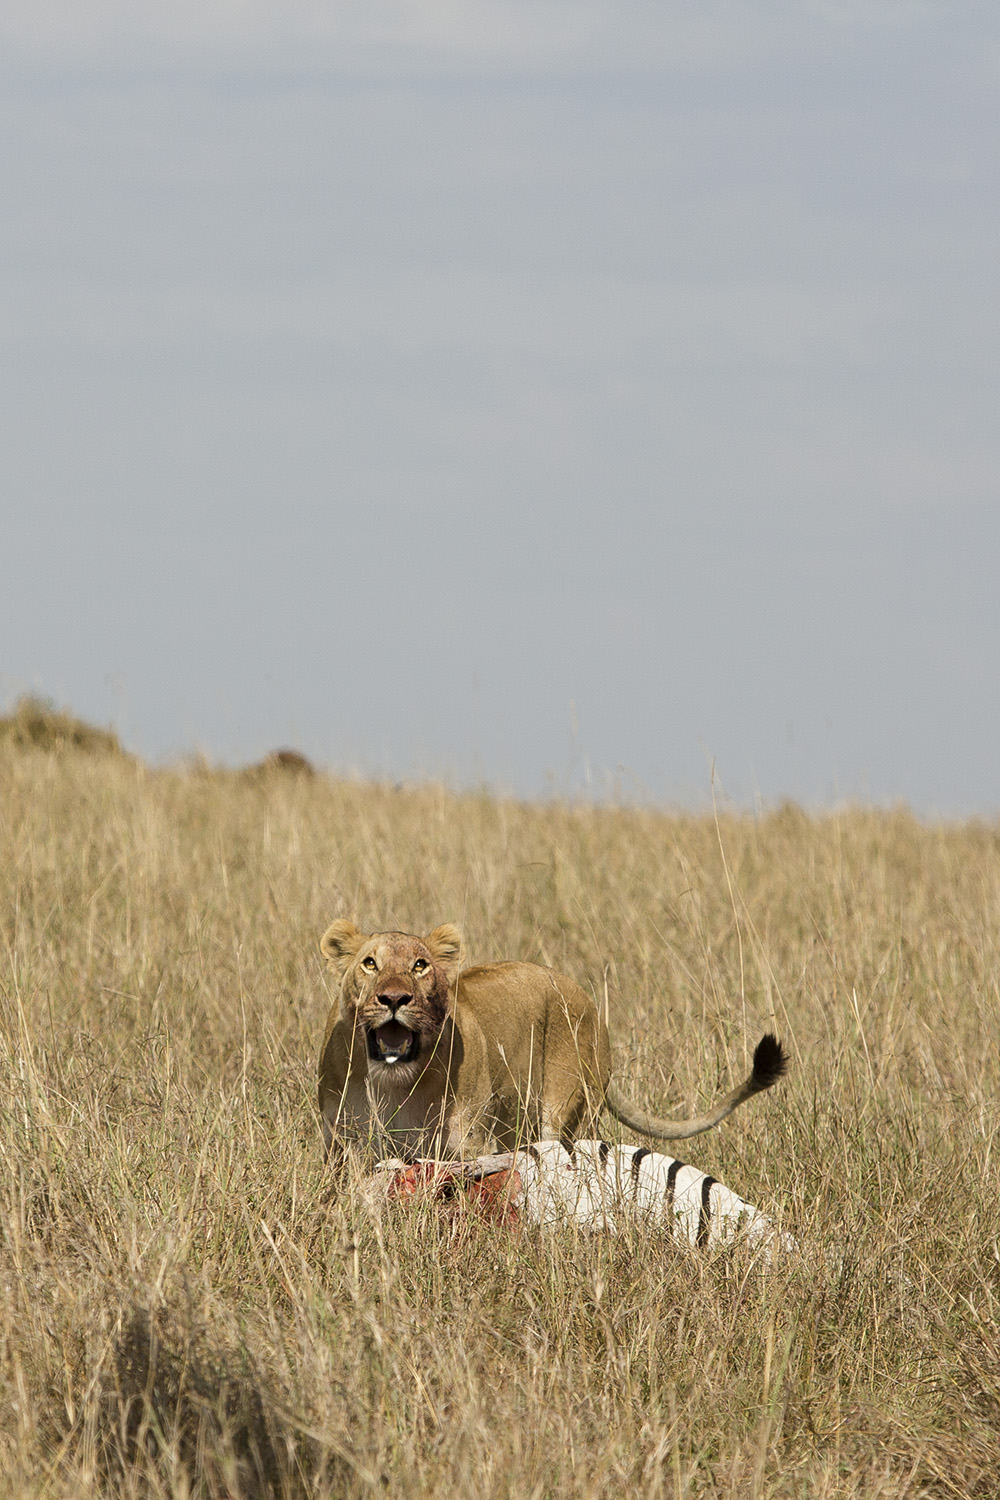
[541,1072,603,1152]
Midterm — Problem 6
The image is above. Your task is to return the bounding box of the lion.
[317,920,788,1161]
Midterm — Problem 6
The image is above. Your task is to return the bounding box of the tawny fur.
[317,921,787,1161]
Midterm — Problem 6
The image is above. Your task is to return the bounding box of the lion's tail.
[603,1034,788,1143]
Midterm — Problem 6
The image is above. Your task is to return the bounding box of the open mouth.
[367,1020,420,1067]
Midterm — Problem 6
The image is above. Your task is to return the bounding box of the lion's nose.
[378,989,412,1015]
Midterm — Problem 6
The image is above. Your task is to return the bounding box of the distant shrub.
[245,748,317,779]
[0,695,127,756]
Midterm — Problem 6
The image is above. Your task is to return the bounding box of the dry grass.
[2,739,1000,1497]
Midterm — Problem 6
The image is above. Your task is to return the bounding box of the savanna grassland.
[2,723,1000,1498]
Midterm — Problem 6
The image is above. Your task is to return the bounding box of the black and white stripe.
[517,1139,791,1255]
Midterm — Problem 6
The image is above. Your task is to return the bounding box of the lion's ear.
[320,920,366,974]
[424,924,463,979]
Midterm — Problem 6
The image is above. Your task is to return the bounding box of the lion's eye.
[361,956,378,973]
[412,958,428,974]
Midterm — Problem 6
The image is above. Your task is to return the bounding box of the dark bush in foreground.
[96,1304,311,1499]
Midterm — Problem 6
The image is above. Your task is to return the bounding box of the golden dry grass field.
[2,728,1000,1497]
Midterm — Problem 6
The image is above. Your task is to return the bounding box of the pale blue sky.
[2,3,998,811]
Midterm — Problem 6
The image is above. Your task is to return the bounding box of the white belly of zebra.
[368,1138,794,1257]
[521,1140,791,1254]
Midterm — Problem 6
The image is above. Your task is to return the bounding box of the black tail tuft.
[751,1033,789,1089]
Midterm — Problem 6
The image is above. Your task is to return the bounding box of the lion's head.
[319,921,463,1080]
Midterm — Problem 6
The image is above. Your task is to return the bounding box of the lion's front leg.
[442,1101,492,1159]
[320,1071,385,1165]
